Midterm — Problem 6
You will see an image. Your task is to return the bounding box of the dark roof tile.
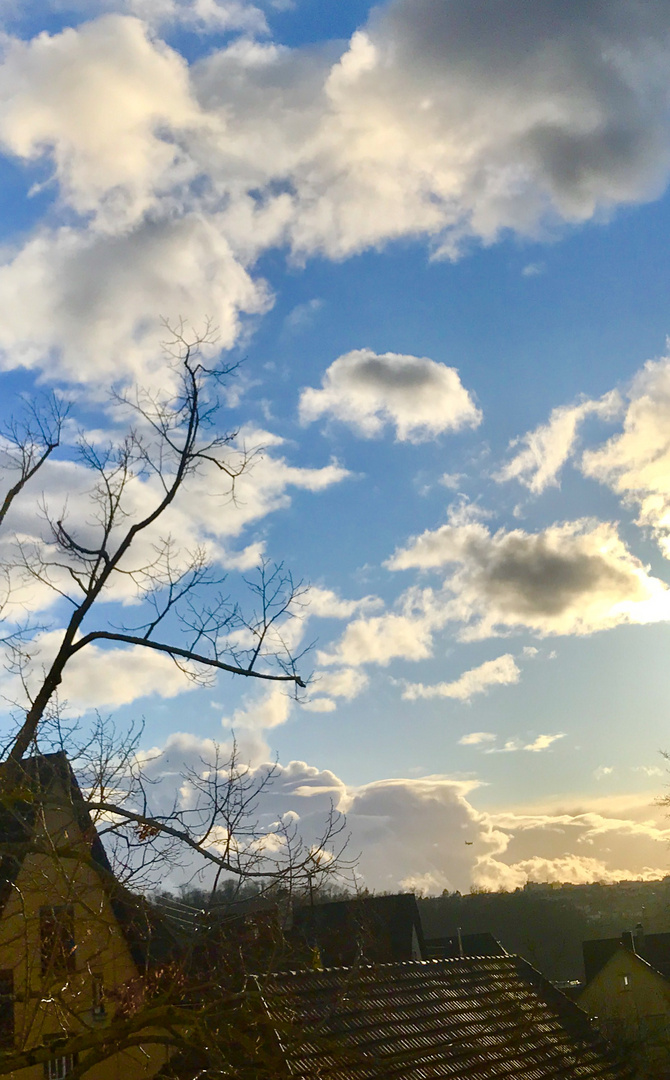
[261,957,632,1080]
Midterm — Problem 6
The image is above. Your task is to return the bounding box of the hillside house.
[579,928,670,1073]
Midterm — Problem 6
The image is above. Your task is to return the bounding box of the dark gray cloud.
[389,516,670,637]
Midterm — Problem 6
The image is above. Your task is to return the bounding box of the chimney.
[621,930,636,953]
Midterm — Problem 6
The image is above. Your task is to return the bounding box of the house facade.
[0,753,174,1080]
[579,935,670,1076]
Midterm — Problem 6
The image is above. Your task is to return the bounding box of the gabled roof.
[0,751,176,969]
[292,894,425,966]
[262,956,632,1080]
[583,930,670,984]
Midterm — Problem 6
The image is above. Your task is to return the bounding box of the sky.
[4,0,670,894]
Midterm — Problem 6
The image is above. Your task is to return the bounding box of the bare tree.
[0,326,354,1079]
[1,323,307,765]
[0,721,352,1080]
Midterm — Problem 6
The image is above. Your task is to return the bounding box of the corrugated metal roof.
[261,956,632,1079]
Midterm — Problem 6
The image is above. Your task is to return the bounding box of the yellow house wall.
[0,798,171,1080]
[578,947,670,1033]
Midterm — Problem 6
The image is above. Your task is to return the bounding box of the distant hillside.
[418,877,670,982]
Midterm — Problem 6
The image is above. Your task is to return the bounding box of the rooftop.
[262,955,631,1079]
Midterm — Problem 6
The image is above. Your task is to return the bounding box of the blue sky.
[3,0,670,893]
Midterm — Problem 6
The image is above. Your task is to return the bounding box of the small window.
[40,906,75,977]
[0,970,13,1048]
[43,1037,77,1080]
[44,1053,76,1080]
[91,974,105,1018]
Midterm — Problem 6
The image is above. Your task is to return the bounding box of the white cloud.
[119,734,670,893]
[439,473,463,491]
[222,681,294,731]
[0,217,270,385]
[317,583,452,670]
[301,698,337,714]
[475,854,664,891]
[309,667,369,700]
[523,733,566,753]
[3,2,669,383]
[459,731,496,746]
[496,391,621,493]
[388,513,670,639]
[403,653,520,702]
[485,739,522,755]
[299,349,481,442]
[303,666,370,713]
[305,586,382,620]
[192,0,670,261]
[121,0,268,33]
[0,426,350,618]
[583,357,670,559]
[477,798,670,891]
[0,15,204,226]
[0,630,200,713]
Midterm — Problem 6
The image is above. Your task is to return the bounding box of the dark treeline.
[157,876,670,983]
[419,878,670,982]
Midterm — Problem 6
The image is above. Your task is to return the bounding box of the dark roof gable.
[583,929,670,984]
[292,893,424,966]
[0,751,176,969]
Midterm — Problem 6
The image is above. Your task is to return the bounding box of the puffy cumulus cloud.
[354,0,670,251]
[311,667,369,700]
[388,514,670,639]
[303,667,370,712]
[583,358,670,559]
[194,0,670,261]
[475,854,666,891]
[403,653,519,702]
[111,734,670,892]
[495,391,621,493]
[298,350,480,442]
[222,682,294,731]
[317,606,440,669]
[0,217,269,385]
[0,16,204,226]
[342,777,499,895]
[4,2,670,381]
